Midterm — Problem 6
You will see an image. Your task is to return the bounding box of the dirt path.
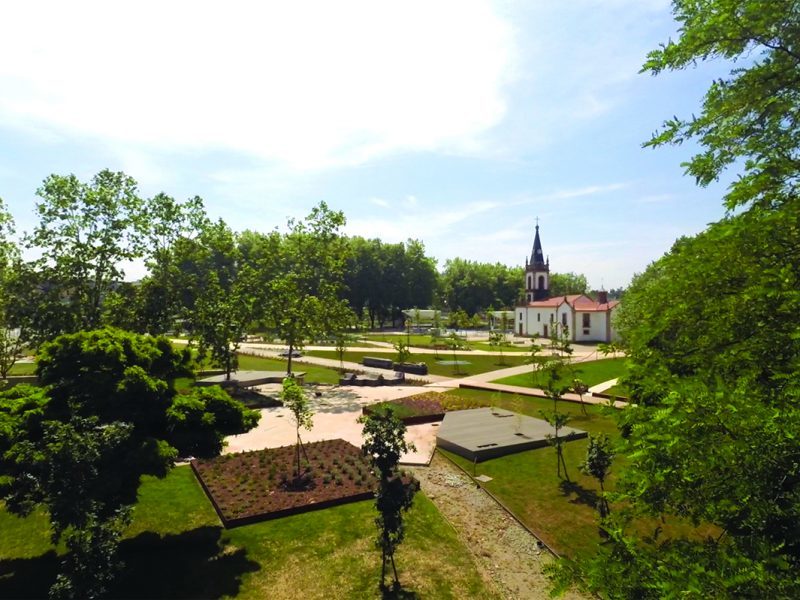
[409,454,587,600]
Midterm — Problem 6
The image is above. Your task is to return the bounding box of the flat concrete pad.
[197,370,304,387]
[224,385,437,465]
[436,407,587,462]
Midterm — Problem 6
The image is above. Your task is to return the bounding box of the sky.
[0,0,737,289]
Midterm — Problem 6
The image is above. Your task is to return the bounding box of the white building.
[514,225,620,342]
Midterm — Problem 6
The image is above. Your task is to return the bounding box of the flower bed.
[362,391,493,424]
[191,439,377,528]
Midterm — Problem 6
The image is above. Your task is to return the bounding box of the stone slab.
[436,407,587,462]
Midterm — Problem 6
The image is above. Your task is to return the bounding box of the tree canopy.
[643,0,800,212]
[553,2,800,597]
[0,328,259,598]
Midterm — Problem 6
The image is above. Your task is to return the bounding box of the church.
[514,224,620,343]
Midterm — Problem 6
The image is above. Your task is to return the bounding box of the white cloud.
[369,197,390,208]
[0,0,516,170]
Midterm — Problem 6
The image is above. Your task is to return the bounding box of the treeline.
[0,171,605,356]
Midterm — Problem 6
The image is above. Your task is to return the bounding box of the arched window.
[537,275,545,289]
[527,276,532,289]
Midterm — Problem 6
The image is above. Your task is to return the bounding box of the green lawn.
[360,332,528,353]
[0,465,497,599]
[442,388,715,559]
[493,357,629,389]
[6,362,36,376]
[235,354,341,385]
[305,349,532,377]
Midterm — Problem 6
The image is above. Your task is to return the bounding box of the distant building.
[515,224,620,342]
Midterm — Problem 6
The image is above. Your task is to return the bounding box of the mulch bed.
[191,439,378,528]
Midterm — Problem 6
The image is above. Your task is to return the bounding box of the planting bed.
[191,439,378,527]
[362,391,486,424]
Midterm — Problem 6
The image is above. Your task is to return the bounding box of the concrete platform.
[436,407,587,462]
[196,370,304,387]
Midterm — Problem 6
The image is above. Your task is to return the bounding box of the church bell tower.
[524,222,549,302]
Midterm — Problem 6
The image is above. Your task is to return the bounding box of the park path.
[409,453,587,600]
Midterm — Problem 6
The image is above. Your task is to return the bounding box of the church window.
[549,313,554,323]
[537,313,540,322]
[537,275,545,289]
[561,313,567,326]
[582,313,590,328]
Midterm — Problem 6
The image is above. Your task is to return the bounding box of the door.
[543,325,548,338]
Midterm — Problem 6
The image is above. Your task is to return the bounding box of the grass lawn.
[441,388,716,559]
[493,357,629,389]
[305,349,531,377]
[361,332,527,353]
[235,354,341,385]
[601,382,630,399]
[0,465,497,599]
[6,362,36,376]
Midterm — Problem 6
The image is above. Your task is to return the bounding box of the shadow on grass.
[0,526,260,600]
[381,581,419,599]
[113,526,259,599]
[559,480,600,509]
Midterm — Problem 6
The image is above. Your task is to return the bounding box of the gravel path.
[409,454,587,600]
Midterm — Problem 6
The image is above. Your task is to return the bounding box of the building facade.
[515,225,620,342]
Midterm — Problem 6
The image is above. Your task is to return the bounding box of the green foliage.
[343,237,437,329]
[0,328,257,597]
[0,198,24,380]
[267,202,353,374]
[438,258,522,316]
[580,433,614,523]
[359,408,418,588]
[280,377,313,479]
[642,0,800,212]
[21,171,145,338]
[393,339,411,364]
[549,272,589,297]
[616,198,800,404]
[558,4,800,592]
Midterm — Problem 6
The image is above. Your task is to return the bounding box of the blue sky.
[0,0,735,289]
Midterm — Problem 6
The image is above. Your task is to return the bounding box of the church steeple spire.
[530,223,547,269]
[524,220,550,302]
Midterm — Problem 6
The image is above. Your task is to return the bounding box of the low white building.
[514,225,619,342]
[515,293,619,342]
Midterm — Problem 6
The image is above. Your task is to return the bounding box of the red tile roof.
[523,294,619,312]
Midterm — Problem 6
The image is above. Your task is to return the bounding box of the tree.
[539,358,571,481]
[136,192,209,334]
[0,328,259,598]
[0,198,24,381]
[280,377,314,486]
[526,340,544,386]
[642,0,800,212]
[359,408,418,591]
[488,330,506,365]
[22,171,146,339]
[550,3,800,596]
[438,258,523,315]
[267,202,352,375]
[393,339,411,364]
[549,272,589,297]
[580,434,614,527]
[445,331,466,375]
[571,378,590,416]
